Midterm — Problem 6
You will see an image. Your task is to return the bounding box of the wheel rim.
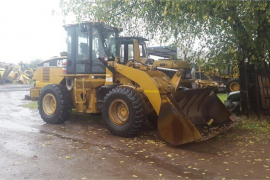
[229,82,240,92]
[43,93,57,115]
[109,99,129,126]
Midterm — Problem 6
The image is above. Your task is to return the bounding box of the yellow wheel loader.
[210,61,240,93]
[118,36,195,89]
[16,62,34,84]
[38,22,234,145]
[146,47,221,90]
[194,66,219,90]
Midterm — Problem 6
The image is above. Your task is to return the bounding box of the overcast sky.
[0,1,200,65]
[0,0,68,64]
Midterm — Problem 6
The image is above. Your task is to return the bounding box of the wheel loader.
[16,62,34,84]
[38,22,234,145]
[209,61,240,93]
[119,37,195,88]
[194,65,219,90]
[146,46,221,90]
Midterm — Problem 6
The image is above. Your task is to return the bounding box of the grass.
[217,93,228,102]
[212,116,270,142]
[20,101,38,109]
[215,93,270,139]
[216,93,270,134]
[235,116,270,133]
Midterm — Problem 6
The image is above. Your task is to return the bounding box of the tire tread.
[38,84,72,124]
[102,87,147,137]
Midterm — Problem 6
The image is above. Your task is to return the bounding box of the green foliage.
[59,0,270,66]
[29,59,42,69]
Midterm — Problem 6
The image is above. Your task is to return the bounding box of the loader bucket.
[158,87,234,145]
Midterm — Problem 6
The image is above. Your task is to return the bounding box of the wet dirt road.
[0,84,270,179]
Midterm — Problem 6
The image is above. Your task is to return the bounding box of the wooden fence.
[258,75,270,109]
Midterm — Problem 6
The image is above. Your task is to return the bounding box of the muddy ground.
[0,84,269,179]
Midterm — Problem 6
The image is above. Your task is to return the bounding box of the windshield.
[98,24,118,58]
[139,43,147,58]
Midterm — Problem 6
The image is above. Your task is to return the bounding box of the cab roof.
[63,22,123,32]
[147,46,177,59]
[119,37,149,42]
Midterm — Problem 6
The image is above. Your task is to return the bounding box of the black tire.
[226,79,240,93]
[38,84,72,124]
[102,87,147,137]
[229,102,241,113]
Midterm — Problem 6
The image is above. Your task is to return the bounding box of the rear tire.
[102,87,147,137]
[38,84,72,124]
[226,79,240,93]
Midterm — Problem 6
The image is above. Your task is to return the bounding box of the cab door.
[75,26,91,74]
[66,25,91,74]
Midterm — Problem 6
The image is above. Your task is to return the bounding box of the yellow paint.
[144,90,159,93]
[110,62,162,114]
[105,68,114,85]
[133,39,140,61]
[170,70,182,90]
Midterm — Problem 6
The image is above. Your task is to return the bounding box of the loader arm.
[109,62,162,114]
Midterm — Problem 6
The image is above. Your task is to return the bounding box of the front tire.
[38,84,72,124]
[102,87,147,137]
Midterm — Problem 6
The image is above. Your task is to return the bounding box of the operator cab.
[64,22,120,74]
[119,37,148,64]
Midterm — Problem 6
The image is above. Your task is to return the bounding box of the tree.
[29,59,42,69]
[60,0,270,66]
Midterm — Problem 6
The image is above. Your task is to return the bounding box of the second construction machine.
[118,36,195,89]
[38,22,234,145]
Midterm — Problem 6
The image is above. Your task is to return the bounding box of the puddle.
[0,120,39,133]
